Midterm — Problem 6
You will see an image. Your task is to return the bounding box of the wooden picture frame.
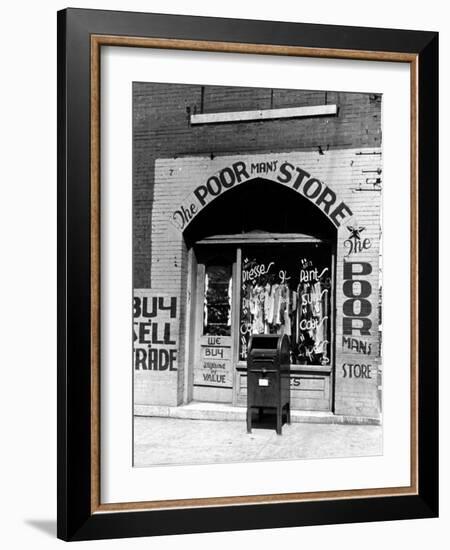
[57,8,438,541]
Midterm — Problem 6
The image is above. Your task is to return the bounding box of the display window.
[239,244,332,366]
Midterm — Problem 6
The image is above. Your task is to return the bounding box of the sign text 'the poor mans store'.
[172,160,353,231]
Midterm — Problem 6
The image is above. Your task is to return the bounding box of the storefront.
[192,236,334,411]
[134,148,382,422]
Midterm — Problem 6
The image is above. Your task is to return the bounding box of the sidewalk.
[134,414,382,467]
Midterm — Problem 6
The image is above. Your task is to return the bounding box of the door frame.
[185,233,336,409]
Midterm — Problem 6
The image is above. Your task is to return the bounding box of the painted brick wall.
[133,149,381,417]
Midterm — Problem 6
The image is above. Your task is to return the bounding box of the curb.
[134,403,381,426]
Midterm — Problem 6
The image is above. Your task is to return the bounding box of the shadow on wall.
[24,519,56,538]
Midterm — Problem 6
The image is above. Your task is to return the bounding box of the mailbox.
[246,334,291,435]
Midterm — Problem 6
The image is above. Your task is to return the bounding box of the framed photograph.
[57,8,438,541]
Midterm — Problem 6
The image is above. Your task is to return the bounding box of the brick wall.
[133,83,381,287]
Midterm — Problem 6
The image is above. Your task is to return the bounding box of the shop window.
[239,244,331,365]
[203,264,232,336]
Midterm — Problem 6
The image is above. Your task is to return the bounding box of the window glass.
[203,264,232,336]
[239,245,331,365]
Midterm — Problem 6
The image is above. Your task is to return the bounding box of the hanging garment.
[289,289,297,342]
[282,287,290,336]
[263,283,271,333]
[273,284,282,325]
[291,290,298,313]
[248,285,256,316]
[279,284,287,316]
[311,281,323,317]
[280,284,289,334]
[315,315,328,348]
[263,283,271,319]
[266,283,276,324]
[252,285,265,334]
[283,309,291,336]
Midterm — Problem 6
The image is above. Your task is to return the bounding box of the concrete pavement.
[134,413,382,467]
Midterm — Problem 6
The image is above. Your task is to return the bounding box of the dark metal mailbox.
[246,334,291,435]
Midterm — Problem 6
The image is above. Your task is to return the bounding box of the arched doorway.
[183,178,337,411]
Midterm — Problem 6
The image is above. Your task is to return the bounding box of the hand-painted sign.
[344,225,372,257]
[342,260,373,336]
[194,335,233,388]
[342,336,372,355]
[341,363,373,379]
[133,290,178,371]
[171,159,353,231]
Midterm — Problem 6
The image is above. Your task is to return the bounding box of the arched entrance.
[183,178,338,411]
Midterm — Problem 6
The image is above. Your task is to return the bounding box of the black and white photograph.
[132,82,383,467]
[0,0,443,546]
